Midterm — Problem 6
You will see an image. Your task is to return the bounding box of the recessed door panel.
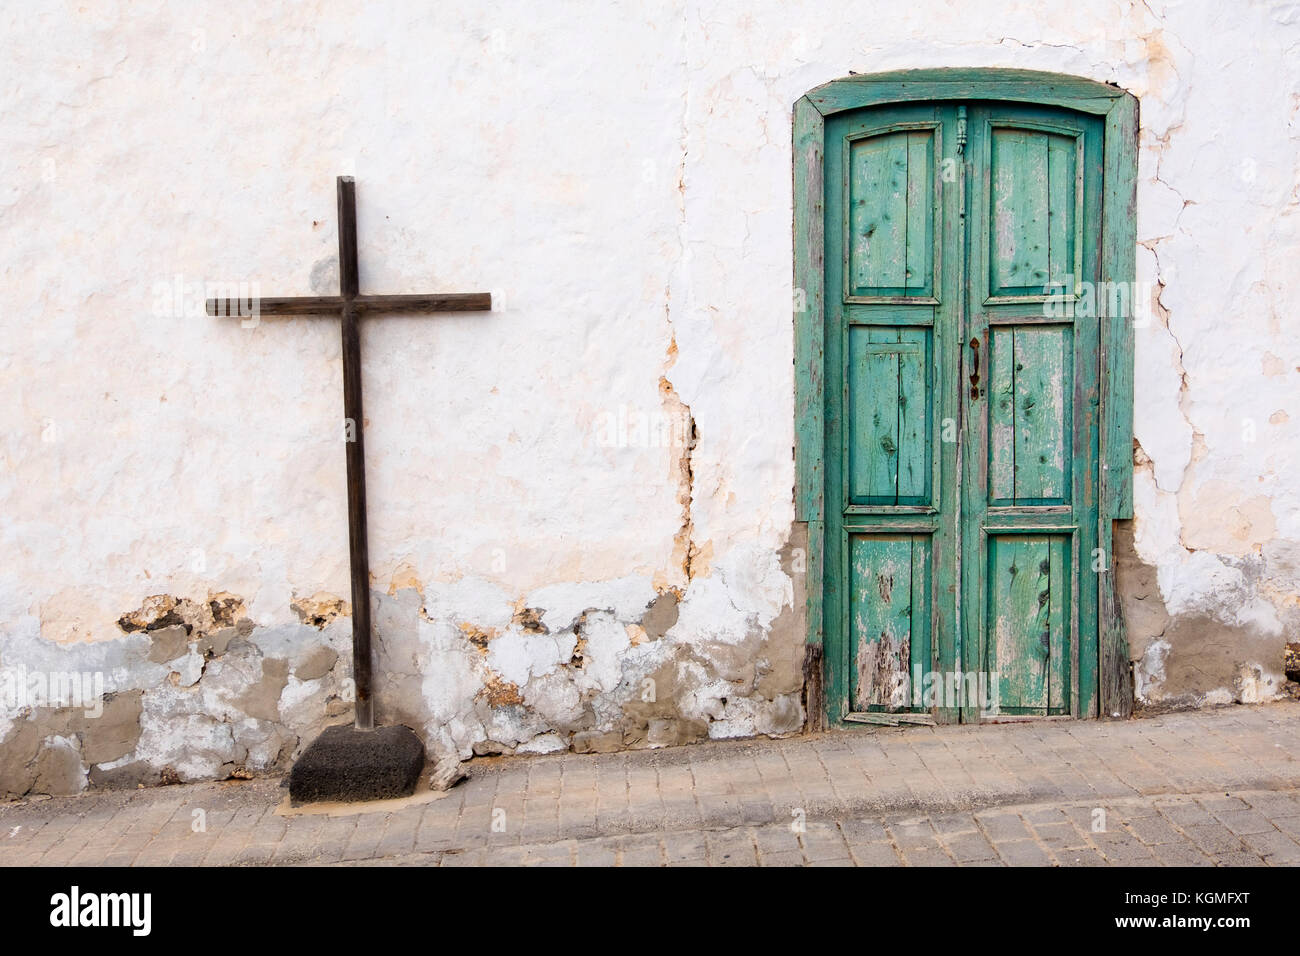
[987,125,1082,299]
[846,127,939,299]
[847,326,933,506]
[848,533,931,712]
[985,534,1072,715]
[987,325,1073,506]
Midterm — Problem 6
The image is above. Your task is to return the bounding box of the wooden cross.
[207,176,490,731]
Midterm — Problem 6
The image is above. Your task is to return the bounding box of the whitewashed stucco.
[2,0,1298,792]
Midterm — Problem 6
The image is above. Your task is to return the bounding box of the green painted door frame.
[794,69,1138,727]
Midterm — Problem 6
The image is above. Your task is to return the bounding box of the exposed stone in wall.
[0,592,356,798]
[291,593,351,629]
[1116,522,1290,710]
[368,539,803,762]
[2,525,805,796]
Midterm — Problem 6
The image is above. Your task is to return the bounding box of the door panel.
[985,532,1072,714]
[987,324,1073,506]
[847,326,933,506]
[848,533,930,711]
[846,127,938,298]
[987,125,1082,298]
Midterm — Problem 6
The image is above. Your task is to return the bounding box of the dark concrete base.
[288,724,425,804]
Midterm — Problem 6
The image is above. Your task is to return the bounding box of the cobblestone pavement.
[3,701,1300,866]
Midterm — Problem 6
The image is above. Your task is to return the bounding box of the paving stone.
[759,850,807,867]
[525,841,576,866]
[482,845,528,865]
[976,812,1031,843]
[1196,795,1251,814]
[800,838,852,864]
[574,838,620,867]
[1157,801,1217,827]
[1181,824,1249,856]
[847,841,902,866]
[1242,792,1300,816]
[944,831,999,862]
[1056,847,1108,866]
[662,829,709,864]
[993,839,1054,866]
[1094,837,1158,864]
[1150,841,1215,867]
[706,829,758,866]
[1239,828,1300,864]
[1125,814,1183,846]
[1211,809,1277,835]
[438,847,486,866]
[618,837,664,867]
[930,812,980,835]
[898,844,955,866]
[1031,821,1089,850]
[1270,815,1300,840]
[754,823,803,856]
[1211,849,1268,866]
[1020,806,1069,825]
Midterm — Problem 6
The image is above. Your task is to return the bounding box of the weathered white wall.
[2,0,1298,793]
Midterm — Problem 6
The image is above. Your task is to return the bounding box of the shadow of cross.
[206,176,491,732]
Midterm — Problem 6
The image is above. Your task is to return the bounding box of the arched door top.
[801,68,1132,117]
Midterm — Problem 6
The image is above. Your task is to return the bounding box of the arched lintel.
[799,67,1135,117]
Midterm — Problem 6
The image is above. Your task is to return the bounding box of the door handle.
[969,337,981,399]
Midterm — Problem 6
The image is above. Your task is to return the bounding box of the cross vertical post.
[336,177,374,731]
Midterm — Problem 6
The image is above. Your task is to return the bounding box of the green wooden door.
[823,100,1103,724]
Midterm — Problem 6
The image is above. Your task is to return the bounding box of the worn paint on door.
[822,100,1103,724]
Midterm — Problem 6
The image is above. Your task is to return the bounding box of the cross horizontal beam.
[206,292,491,317]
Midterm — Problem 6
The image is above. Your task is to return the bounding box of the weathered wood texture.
[794,71,1136,726]
[801,642,825,733]
[848,130,935,296]
[794,97,826,658]
[1099,94,1139,719]
[963,102,1102,721]
[806,69,1128,118]
[847,327,931,504]
[987,535,1071,714]
[336,178,373,731]
[849,534,930,712]
[206,292,491,316]
[819,101,956,725]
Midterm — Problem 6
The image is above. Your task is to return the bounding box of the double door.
[823,100,1103,723]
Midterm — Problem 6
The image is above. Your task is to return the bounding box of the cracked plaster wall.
[2,0,1298,794]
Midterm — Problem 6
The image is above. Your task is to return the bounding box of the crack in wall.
[661,375,699,584]
[1137,208,1202,507]
[661,4,698,589]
